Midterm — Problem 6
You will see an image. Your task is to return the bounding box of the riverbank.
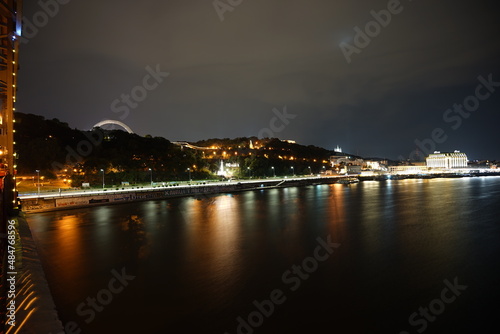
[19,172,500,213]
[20,177,338,213]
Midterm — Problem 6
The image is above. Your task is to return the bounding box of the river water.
[27,177,500,333]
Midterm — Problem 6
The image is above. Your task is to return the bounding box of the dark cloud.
[18,0,500,159]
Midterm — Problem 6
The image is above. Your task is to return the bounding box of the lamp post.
[291,166,295,177]
[187,168,191,182]
[247,166,251,178]
[148,168,153,186]
[100,169,105,189]
[271,166,275,177]
[308,166,312,175]
[36,170,40,197]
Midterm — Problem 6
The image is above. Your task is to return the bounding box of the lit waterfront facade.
[426,151,468,169]
[388,165,429,174]
[0,0,21,177]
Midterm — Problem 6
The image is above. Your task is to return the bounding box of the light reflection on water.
[26,177,500,333]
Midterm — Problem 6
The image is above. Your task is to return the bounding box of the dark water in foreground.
[27,178,500,333]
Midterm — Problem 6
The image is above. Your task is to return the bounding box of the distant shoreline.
[20,173,500,214]
[20,177,336,213]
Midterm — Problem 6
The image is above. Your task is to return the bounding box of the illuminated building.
[389,165,429,174]
[330,155,363,167]
[0,0,21,177]
[364,160,388,171]
[217,160,225,176]
[426,151,468,169]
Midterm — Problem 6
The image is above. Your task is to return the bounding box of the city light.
[36,170,40,198]
[101,169,105,189]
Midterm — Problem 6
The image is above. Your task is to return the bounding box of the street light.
[36,170,40,197]
[308,166,312,175]
[247,166,251,178]
[148,168,153,186]
[100,169,105,189]
[291,166,295,177]
[187,168,191,182]
[271,166,275,177]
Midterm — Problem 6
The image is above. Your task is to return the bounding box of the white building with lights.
[426,151,468,169]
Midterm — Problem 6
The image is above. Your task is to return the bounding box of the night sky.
[17,0,500,160]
